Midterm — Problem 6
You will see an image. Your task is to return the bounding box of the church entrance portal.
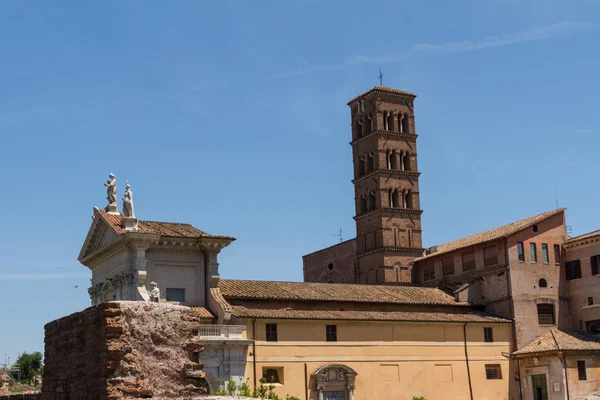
[531,374,548,400]
[312,364,357,400]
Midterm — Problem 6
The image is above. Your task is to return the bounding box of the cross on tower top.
[378,69,383,85]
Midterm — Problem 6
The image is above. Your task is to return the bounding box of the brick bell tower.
[348,86,424,284]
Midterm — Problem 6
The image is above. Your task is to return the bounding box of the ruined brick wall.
[42,302,207,400]
[42,304,109,400]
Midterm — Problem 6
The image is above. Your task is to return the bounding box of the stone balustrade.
[198,325,245,340]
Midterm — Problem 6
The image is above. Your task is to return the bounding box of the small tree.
[14,352,43,384]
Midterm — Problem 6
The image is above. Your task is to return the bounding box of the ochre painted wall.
[241,319,512,400]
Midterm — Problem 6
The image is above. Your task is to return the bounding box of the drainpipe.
[562,353,571,400]
[252,318,257,389]
[463,322,474,400]
[304,363,308,400]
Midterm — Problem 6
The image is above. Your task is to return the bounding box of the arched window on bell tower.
[355,120,363,139]
[358,156,365,176]
[405,190,413,209]
[402,114,410,133]
[359,195,367,214]
[403,152,411,171]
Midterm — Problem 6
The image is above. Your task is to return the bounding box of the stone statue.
[122,181,135,218]
[149,281,160,303]
[104,173,118,213]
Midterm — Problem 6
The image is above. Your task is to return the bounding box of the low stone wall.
[0,394,40,400]
[42,302,207,400]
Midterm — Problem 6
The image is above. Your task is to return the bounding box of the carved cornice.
[352,169,420,184]
[199,236,236,253]
[564,235,600,250]
[354,208,423,221]
[148,244,203,253]
[350,130,418,146]
[357,247,425,258]
[81,239,130,269]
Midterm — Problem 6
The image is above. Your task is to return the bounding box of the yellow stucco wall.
[240,319,513,400]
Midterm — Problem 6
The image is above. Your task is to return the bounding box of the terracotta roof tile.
[190,307,214,319]
[565,229,600,245]
[218,279,468,306]
[417,209,565,261]
[229,306,510,323]
[97,210,232,239]
[347,85,416,104]
[513,329,600,356]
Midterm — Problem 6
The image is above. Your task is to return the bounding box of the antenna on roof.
[333,228,343,243]
[378,69,383,86]
[554,183,559,209]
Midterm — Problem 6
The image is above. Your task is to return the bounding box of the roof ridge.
[550,329,561,351]
[417,208,565,261]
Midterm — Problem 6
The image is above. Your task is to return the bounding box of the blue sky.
[1,1,599,364]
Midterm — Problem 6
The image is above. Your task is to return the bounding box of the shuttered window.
[566,260,582,281]
[423,262,435,281]
[442,257,454,277]
[591,255,600,276]
[554,244,561,264]
[483,245,498,267]
[578,360,587,381]
[462,251,476,272]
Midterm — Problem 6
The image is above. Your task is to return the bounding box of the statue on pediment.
[122,181,135,218]
[104,173,118,213]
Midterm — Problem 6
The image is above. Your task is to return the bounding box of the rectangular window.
[592,255,600,276]
[577,360,587,381]
[165,288,185,302]
[266,324,278,342]
[542,244,549,264]
[517,242,525,262]
[263,368,283,384]
[537,304,555,325]
[423,262,435,281]
[483,245,498,267]
[554,244,561,265]
[442,257,455,277]
[484,327,494,343]
[462,251,476,272]
[485,364,502,380]
[530,243,537,263]
[566,260,582,281]
[533,224,539,233]
[326,325,337,342]
[588,297,594,306]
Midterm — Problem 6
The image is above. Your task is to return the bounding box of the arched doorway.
[312,364,357,400]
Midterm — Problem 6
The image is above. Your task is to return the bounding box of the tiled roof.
[190,307,215,319]
[347,85,416,104]
[565,230,600,245]
[98,210,232,239]
[513,329,600,356]
[218,279,469,306]
[229,305,511,323]
[417,209,565,261]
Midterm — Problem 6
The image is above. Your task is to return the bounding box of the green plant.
[238,377,253,397]
[412,397,427,400]
[285,396,301,400]
[214,378,228,396]
[226,377,238,395]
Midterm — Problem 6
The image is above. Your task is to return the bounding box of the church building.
[68,85,600,400]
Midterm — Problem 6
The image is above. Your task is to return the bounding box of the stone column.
[205,249,220,288]
[347,383,356,400]
[133,242,152,301]
[399,150,405,171]
[316,385,324,400]
[383,111,389,130]
[399,113,405,133]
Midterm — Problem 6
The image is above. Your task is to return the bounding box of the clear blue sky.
[1,1,598,364]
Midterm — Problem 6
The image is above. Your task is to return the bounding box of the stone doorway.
[531,374,548,400]
[312,364,357,400]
